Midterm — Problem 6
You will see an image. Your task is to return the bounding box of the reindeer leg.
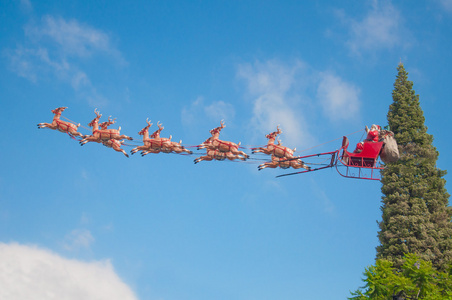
[251,148,261,154]
[38,122,56,129]
[258,163,266,171]
[80,136,97,146]
[72,131,84,138]
[241,151,250,159]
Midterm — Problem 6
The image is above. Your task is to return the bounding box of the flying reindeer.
[198,120,249,159]
[37,107,84,137]
[80,109,132,145]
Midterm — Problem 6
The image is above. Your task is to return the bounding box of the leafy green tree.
[349,254,452,299]
[376,63,452,271]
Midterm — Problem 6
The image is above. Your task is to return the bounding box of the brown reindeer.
[80,109,132,145]
[146,121,192,155]
[130,118,153,155]
[251,126,296,159]
[80,114,129,157]
[198,120,249,159]
[258,155,310,171]
[194,137,246,163]
[194,148,245,164]
[37,107,84,137]
[131,120,192,156]
[98,116,116,130]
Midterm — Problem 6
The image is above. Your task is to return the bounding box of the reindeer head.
[51,107,67,115]
[150,121,164,138]
[209,120,225,136]
[265,126,282,140]
[99,116,116,130]
[138,118,152,135]
[88,108,102,127]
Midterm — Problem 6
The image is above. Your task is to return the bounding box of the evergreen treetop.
[376,63,452,271]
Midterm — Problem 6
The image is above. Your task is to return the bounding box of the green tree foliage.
[349,254,452,299]
[376,63,452,271]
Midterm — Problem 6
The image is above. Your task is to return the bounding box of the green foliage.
[377,63,452,271]
[349,254,452,299]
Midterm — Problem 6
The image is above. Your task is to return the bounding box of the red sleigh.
[277,136,384,180]
[335,136,384,180]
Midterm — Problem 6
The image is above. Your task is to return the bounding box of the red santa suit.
[354,142,364,153]
[366,125,380,142]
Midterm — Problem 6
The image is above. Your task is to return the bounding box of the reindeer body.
[252,126,296,158]
[194,136,246,163]
[198,121,249,159]
[102,139,129,157]
[258,155,310,171]
[131,120,192,156]
[37,107,84,137]
[194,148,245,164]
[80,109,132,145]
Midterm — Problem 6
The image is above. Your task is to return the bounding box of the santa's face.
[371,125,378,131]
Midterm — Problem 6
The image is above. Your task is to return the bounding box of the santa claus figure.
[354,141,364,153]
[365,124,381,142]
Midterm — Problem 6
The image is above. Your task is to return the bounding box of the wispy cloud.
[438,0,452,12]
[19,0,33,13]
[316,72,361,121]
[0,243,137,300]
[5,15,125,107]
[338,1,409,56]
[24,16,124,60]
[237,59,362,149]
[182,96,236,127]
[237,59,313,149]
[62,229,95,251]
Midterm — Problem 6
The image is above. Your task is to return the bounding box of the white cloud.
[24,16,123,60]
[6,15,125,107]
[439,0,452,12]
[0,243,138,300]
[316,72,361,121]
[63,229,95,251]
[237,59,314,149]
[182,97,236,126]
[204,100,235,121]
[237,59,362,150]
[340,1,407,55]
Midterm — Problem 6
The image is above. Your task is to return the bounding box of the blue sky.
[1,0,452,299]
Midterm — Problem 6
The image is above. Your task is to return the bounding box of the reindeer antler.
[220,120,225,129]
[94,108,102,118]
[146,118,152,127]
[52,107,67,114]
[276,125,282,135]
[107,116,116,125]
[157,121,164,130]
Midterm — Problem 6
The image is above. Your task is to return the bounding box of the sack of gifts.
[380,130,399,164]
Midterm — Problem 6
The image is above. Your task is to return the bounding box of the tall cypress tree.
[376,63,452,271]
